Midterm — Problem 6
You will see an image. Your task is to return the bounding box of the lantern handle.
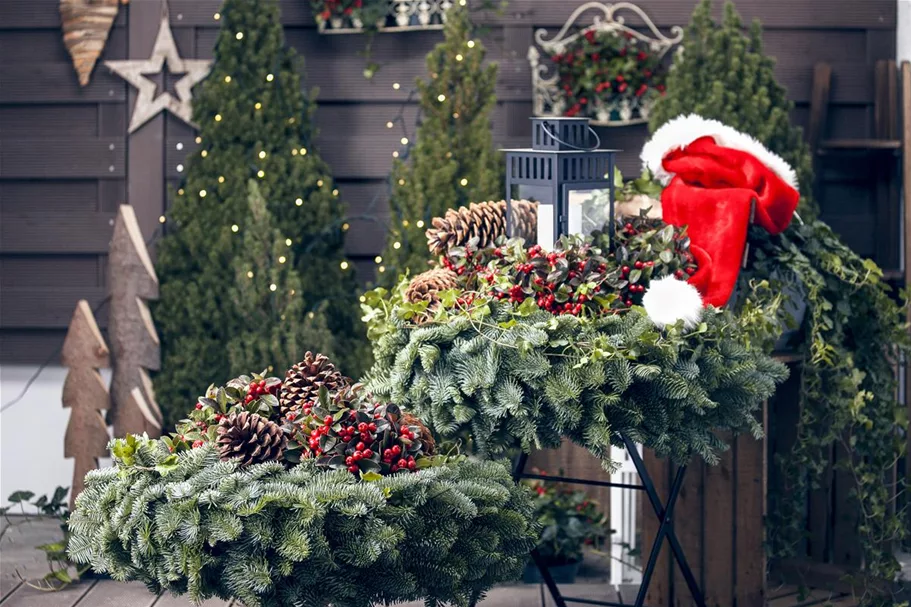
[539,121,602,151]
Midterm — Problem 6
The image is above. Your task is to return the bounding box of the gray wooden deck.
[1,517,858,607]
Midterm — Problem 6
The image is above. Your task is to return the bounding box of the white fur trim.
[642,276,704,330]
[640,114,798,188]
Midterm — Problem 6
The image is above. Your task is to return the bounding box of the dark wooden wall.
[0,0,897,363]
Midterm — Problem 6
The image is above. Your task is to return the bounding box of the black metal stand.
[511,434,707,607]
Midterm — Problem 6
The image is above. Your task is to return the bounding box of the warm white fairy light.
[299,147,307,155]
[290,289,296,295]
[340,261,349,270]
[195,136,201,144]
[279,256,287,264]
[392,151,399,158]
[159,215,166,223]
[176,142,184,150]
[218,176,225,183]
[332,189,339,196]
[378,265,386,273]
[360,295,366,303]
[401,137,409,145]
[199,189,207,197]
[236,32,244,39]
[255,102,262,110]
[285,238,292,246]
[214,114,222,122]
[460,178,468,186]
[342,222,350,231]
[266,73,274,82]
[269,283,277,291]
[416,220,425,228]
[317,179,324,187]
[375,256,383,264]
[258,151,266,159]
[231,224,239,232]
[402,220,410,227]
[456,54,463,61]
[398,178,406,186]
[386,121,394,128]
[467,40,475,48]
[176,164,184,172]
[178,188,185,195]
[288,117,295,124]
[393,241,401,250]
[393,82,401,90]
[438,94,446,102]
[247,271,254,278]
[295,197,303,206]
[292,148,299,156]
[257,170,265,178]
[224,76,232,83]
[201,150,208,157]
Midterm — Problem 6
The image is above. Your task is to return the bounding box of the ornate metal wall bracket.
[318,0,452,34]
[528,2,683,127]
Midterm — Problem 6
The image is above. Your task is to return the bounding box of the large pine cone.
[402,412,435,455]
[216,412,287,466]
[425,200,538,256]
[405,268,459,306]
[280,352,349,417]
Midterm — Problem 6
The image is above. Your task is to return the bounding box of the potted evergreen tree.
[523,475,608,584]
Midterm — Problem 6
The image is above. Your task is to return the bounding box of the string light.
[195,136,201,144]
[295,197,303,206]
[378,266,386,273]
[285,238,292,246]
[307,311,314,318]
[159,215,166,223]
[342,222,350,231]
[438,94,446,102]
[299,147,307,155]
[456,54,463,61]
[258,151,267,159]
[291,289,296,295]
[257,170,265,178]
[317,179,324,187]
[416,220,425,228]
[393,241,401,250]
[201,150,208,157]
[218,176,225,183]
[360,295,366,303]
[224,76,232,83]
[288,117,295,124]
[401,137,409,145]
[269,283,277,291]
[176,164,184,172]
[375,256,383,264]
[199,189,207,197]
[214,12,221,19]
[292,148,299,156]
[178,188,185,195]
[398,178,406,186]
[214,114,222,122]
[460,178,468,186]
[340,261,349,270]
[231,224,239,232]
[332,189,339,196]
[467,40,475,48]
[247,271,254,278]
[176,142,183,150]
[393,82,401,90]
[255,102,262,110]
[279,256,286,264]
[386,121,394,128]
[459,0,466,5]
[392,151,399,158]
[402,220,409,227]
[266,73,274,82]
[236,32,244,40]
[453,112,460,119]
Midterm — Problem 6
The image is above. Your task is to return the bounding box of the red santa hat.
[640,114,800,308]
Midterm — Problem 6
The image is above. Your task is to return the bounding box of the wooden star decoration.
[105,11,211,133]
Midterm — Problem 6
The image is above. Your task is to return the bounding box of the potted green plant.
[522,473,608,584]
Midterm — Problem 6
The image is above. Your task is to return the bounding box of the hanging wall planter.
[311,0,452,34]
[528,2,683,127]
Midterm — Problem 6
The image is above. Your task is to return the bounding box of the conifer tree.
[155,0,366,425]
[380,2,503,283]
[649,0,817,217]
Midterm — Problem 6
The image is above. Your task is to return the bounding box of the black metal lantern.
[502,117,619,248]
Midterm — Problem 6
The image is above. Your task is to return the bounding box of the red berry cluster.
[487,241,612,316]
[314,0,363,20]
[244,378,279,405]
[283,386,429,476]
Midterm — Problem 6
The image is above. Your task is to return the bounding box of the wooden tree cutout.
[61,300,111,509]
[60,0,127,87]
[108,205,162,438]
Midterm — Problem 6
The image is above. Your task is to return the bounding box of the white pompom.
[641,276,704,329]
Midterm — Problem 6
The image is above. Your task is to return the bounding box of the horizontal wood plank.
[0,63,127,104]
[0,211,115,253]
[0,329,70,364]
[1,287,107,329]
[0,579,97,607]
[0,180,101,213]
[0,138,125,179]
[77,581,159,607]
[0,104,100,137]
[0,256,102,287]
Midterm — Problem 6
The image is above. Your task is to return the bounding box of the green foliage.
[380,1,503,283]
[68,444,538,607]
[648,0,816,219]
[524,475,607,565]
[365,283,787,464]
[154,0,367,428]
[743,221,911,589]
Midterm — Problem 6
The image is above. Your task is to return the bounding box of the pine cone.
[401,412,435,455]
[405,268,460,307]
[216,412,287,466]
[426,200,538,256]
[280,352,349,417]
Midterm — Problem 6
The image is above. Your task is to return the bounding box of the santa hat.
[640,114,800,307]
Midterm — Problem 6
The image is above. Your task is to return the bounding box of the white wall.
[0,365,111,511]
[899,0,911,63]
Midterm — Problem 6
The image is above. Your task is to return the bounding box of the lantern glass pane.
[512,184,555,248]
[576,188,614,238]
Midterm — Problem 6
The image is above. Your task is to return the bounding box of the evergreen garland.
[364,276,787,465]
[649,0,910,592]
[68,440,538,607]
